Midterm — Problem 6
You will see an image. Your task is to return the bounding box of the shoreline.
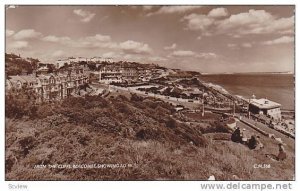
[200,76,294,111]
[201,72,294,76]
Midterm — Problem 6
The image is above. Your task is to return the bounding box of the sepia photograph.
[5,5,295,181]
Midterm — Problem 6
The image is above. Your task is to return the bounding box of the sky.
[5,5,295,73]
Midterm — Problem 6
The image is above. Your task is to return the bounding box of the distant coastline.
[201,71,294,75]
[200,73,295,110]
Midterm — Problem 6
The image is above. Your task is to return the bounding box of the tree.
[47,64,56,73]
[166,117,177,129]
[5,53,40,75]
[87,63,96,71]
[5,89,37,119]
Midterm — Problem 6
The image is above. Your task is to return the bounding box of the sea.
[200,74,295,110]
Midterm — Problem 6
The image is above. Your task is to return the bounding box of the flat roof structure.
[250,98,281,109]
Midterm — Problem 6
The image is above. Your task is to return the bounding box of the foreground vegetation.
[5,93,294,180]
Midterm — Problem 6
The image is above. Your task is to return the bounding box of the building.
[90,57,102,63]
[98,65,142,84]
[56,59,70,69]
[37,66,49,75]
[6,67,89,102]
[77,57,88,62]
[102,57,113,63]
[56,56,113,68]
[90,57,113,63]
[138,69,152,82]
[6,75,32,90]
[167,71,193,80]
[248,98,282,121]
[56,57,86,69]
[122,67,138,82]
[99,66,123,84]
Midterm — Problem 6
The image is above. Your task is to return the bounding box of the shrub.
[5,93,37,119]
[92,116,121,134]
[61,96,86,109]
[130,93,143,102]
[166,117,177,129]
[36,104,55,118]
[18,135,37,157]
[84,95,109,108]
[136,129,160,141]
[215,121,230,133]
[200,121,230,134]
[116,95,129,102]
[114,102,133,114]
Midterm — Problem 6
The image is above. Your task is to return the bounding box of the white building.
[56,56,113,68]
[102,57,113,63]
[90,57,102,62]
[249,98,282,121]
[99,66,122,84]
[56,59,70,69]
[90,57,113,63]
[78,57,88,62]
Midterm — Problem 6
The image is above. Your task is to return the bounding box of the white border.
[0,1,298,191]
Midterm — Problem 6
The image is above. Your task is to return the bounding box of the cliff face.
[5,94,294,180]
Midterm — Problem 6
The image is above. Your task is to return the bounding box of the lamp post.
[233,101,235,116]
[248,98,251,119]
[202,91,205,117]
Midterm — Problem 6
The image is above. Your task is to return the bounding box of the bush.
[114,102,133,114]
[61,96,86,109]
[130,93,143,102]
[92,116,121,134]
[136,129,160,141]
[36,104,55,118]
[166,117,177,129]
[116,95,129,102]
[84,95,109,108]
[18,135,37,157]
[215,121,230,133]
[5,93,37,119]
[200,121,230,134]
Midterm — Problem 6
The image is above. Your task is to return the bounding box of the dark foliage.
[7,91,291,181]
[5,90,37,119]
[6,53,39,75]
[130,93,144,102]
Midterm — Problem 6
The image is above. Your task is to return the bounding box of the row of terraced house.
[6,67,89,102]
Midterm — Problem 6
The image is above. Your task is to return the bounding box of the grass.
[6,118,294,180]
[183,112,219,121]
[5,95,295,180]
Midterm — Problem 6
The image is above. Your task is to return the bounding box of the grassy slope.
[5,95,294,180]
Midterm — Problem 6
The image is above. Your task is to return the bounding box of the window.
[50,77,55,84]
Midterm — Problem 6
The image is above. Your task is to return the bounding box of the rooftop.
[250,98,281,109]
[37,66,49,71]
[9,75,36,83]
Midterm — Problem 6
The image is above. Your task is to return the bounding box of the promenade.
[236,116,294,153]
